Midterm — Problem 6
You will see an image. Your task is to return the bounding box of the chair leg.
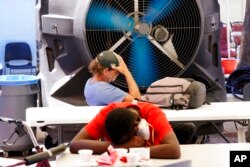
[4,67,8,75]
[195,136,204,144]
[235,45,237,58]
[210,122,230,143]
[246,124,250,142]
[195,135,209,144]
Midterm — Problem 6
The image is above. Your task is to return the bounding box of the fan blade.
[134,0,139,23]
[87,4,133,31]
[163,35,178,58]
[144,0,172,23]
[109,32,132,52]
[130,37,159,87]
[148,35,184,69]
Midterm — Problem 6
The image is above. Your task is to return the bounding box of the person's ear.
[103,68,110,74]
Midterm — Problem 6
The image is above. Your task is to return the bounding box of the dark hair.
[105,108,135,145]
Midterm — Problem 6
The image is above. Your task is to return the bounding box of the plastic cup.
[78,149,93,162]
[115,148,128,159]
[126,152,140,165]
[129,147,150,160]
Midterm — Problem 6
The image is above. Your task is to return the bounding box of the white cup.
[115,148,128,159]
[129,147,150,160]
[126,152,140,165]
[78,149,93,162]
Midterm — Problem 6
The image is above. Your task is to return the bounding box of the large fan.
[84,0,202,89]
[39,0,226,106]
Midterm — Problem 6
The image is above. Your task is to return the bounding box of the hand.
[111,54,130,75]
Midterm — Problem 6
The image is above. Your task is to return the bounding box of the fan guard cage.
[84,0,203,90]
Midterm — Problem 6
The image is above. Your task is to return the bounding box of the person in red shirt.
[70,101,180,159]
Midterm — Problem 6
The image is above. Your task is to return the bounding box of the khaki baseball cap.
[96,50,119,68]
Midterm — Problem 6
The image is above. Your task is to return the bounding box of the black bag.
[140,77,206,109]
[226,66,250,100]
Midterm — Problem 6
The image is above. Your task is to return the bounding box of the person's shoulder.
[86,80,112,89]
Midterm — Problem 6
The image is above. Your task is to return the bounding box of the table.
[0,156,56,167]
[26,101,250,143]
[55,143,250,167]
[2,143,250,167]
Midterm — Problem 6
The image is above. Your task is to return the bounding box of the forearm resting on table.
[69,139,180,159]
[70,140,110,154]
[150,144,181,159]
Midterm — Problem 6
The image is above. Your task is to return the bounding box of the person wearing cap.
[84,50,141,105]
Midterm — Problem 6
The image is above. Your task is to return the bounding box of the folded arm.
[149,131,181,159]
[69,128,110,154]
[70,125,180,159]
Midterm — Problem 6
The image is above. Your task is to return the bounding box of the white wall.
[218,0,246,23]
[0,0,36,70]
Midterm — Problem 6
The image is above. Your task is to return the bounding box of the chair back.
[220,25,236,58]
[220,25,228,50]
[231,21,243,32]
[5,42,32,62]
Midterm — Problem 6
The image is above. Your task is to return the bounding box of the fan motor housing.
[37,0,226,106]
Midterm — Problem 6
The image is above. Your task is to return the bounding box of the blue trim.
[0,75,39,86]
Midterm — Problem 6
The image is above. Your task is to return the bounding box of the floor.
[205,94,247,144]
[206,122,239,143]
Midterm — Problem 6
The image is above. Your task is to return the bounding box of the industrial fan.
[84,0,202,89]
[38,0,226,106]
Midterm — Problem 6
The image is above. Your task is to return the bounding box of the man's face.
[104,68,119,82]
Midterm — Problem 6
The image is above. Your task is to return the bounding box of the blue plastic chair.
[4,42,35,75]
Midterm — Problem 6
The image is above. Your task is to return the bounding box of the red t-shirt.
[84,102,173,145]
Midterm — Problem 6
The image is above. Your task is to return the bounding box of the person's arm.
[111,55,141,100]
[149,131,181,159]
[123,70,141,101]
[113,131,180,159]
[112,136,146,149]
[69,128,110,154]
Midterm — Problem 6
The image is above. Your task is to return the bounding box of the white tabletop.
[0,157,56,167]
[26,101,250,126]
[0,157,24,167]
[1,143,249,167]
[55,143,250,167]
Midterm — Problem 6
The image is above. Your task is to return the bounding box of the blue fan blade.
[129,37,159,87]
[87,4,133,31]
[144,0,173,23]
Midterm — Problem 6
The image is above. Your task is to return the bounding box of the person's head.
[105,107,141,145]
[88,50,120,82]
